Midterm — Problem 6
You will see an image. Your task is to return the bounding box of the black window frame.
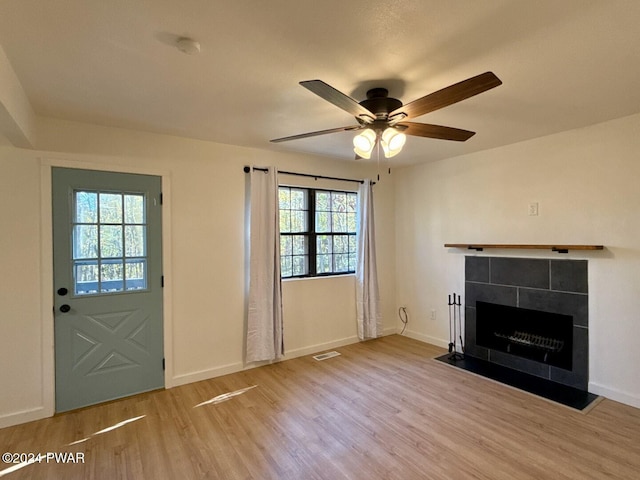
[279,186,357,279]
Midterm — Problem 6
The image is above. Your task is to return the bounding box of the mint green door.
[52,167,164,412]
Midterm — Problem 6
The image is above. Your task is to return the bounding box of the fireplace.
[476,301,573,370]
[464,256,589,391]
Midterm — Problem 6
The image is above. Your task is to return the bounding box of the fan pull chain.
[376,138,381,181]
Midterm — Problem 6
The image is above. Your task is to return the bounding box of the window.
[279,186,357,278]
[72,190,148,295]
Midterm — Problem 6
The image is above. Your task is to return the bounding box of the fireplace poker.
[452,293,457,353]
[448,295,454,353]
[449,293,463,361]
[456,293,464,353]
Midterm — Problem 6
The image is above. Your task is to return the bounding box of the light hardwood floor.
[1,335,639,479]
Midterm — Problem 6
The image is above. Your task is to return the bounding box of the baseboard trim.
[171,334,364,388]
[589,382,640,409]
[285,335,360,358]
[401,330,449,349]
[383,326,398,336]
[171,361,247,387]
[0,406,50,429]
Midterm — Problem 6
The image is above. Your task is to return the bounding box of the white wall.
[0,117,396,427]
[0,45,36,147]
[394,112,640,408]
[4,110,638,428]
[0,149,43,423]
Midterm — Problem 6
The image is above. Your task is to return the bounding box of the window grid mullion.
[309,189,317,276]
[120,193,126,289]
[96,190,103,293]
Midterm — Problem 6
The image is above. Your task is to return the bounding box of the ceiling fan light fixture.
[380,128,406,158]
[272,73,502,158]
[353,128,376,159]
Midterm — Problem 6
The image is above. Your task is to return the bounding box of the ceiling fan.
[271,72,502,159]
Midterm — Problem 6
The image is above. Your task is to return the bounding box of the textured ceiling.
[1,0,639,165]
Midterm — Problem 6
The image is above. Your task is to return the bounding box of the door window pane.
[100,225,123,258]
[124,194,144,224]
[74,261,99,295]
[125,259,147,291]
[75,191,98,223]
[100,260,124,292]
[73,225,98,259]
[72,190,148,296]
[99,193,122,223]
[125,225,146,257]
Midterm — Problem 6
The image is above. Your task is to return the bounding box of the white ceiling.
[1,0,639,166]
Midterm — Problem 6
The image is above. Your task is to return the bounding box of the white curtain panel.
[356,180,382,340]
[246,167,284,362]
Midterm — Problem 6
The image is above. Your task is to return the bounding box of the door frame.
[40,157,174,417]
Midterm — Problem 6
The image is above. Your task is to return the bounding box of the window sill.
[282,273,356,282]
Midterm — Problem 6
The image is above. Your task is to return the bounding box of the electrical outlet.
[430,310,436,321]
[528,202,539,216]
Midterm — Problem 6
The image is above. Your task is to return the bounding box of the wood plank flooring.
[1,335,639,479]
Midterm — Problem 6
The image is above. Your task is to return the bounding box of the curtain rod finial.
[244,166,251,173]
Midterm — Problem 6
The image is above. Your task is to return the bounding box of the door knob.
[59,304,71,313]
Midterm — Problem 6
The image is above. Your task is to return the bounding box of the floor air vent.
[313,351,341,361]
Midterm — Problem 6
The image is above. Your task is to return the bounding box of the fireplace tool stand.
[448,293,464,361]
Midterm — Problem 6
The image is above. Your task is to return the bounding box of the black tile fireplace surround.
[464,256,589,391]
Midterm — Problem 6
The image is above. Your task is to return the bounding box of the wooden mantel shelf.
[444,244,604,254]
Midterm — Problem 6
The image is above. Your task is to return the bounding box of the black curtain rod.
[243,166,365,184]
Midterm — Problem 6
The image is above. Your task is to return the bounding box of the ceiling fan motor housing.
[359,88,403,121]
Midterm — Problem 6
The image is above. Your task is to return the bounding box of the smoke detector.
[176,37,200,55]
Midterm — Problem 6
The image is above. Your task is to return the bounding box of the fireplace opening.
[476,301,573,371]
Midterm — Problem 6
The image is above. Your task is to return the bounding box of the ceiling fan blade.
[300,80,375,122]
[400,122,476,141]
[390,72,502,119]
[271,125,362,143]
